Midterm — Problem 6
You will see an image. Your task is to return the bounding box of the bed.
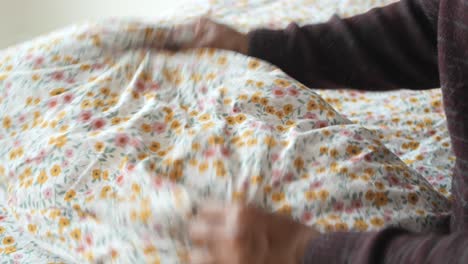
[0,0,453,263]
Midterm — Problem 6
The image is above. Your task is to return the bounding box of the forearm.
[248,0,440,90]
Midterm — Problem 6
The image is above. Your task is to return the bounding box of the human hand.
[188,202,320,264]
[165,18,249,54]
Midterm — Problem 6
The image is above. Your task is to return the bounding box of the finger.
[194,17,205,34]
[189,249,216,264]
[189,219,219,242]
[197,201,226,223]
[163,21,199,50]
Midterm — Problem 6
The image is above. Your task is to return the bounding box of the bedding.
[0,0,453,263]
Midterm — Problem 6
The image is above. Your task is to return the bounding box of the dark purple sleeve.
[303,229,468,264]
[247,0,439,90]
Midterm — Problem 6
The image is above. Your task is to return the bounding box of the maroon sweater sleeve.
[304,229,468,264]
[247,0,439,90]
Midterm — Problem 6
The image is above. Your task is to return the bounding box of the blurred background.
[0,0,190,49]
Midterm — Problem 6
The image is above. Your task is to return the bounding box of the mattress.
[0,0,453,263]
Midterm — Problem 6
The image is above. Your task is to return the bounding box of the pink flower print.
[242,181,249,191]
[126,163,135,172]
[62,160,69,168]
[38,149,47,159]
[7,194,16,206]
[272,170,282,181]
[333,201,344,211]
[221,147,230,157]
[311,181,323,189]
[153,224,162,234]
[65,149,74,158]
[304,112,317,120]
[232,107,241,113]
[34,57,44,67]
[14,254,23,260]
[250,122,258,128]
[63,93,74,103]
[115,133,130,147]
[48,98,58,108]
[14,140,21,147]
[78,111,93,122]
[200,86,208,94]
[77,245,85,253]
[288,88,299,97]
[340,130,351,137]
[223,128,231,137]
[204,148,216,158]
[92,63,104,70]
[85,234,93,245]
[130,138,142,148]
[384,215,392,222]
[117,175,124,186]
[364,154,373,162]
[351,200,362,209]
[273,88,285,98]
[43,188,53,199]
[91,118,106,130]
[18,115,26,123]
[66,78,76,84]
[284,172,294,182]
[136,80,146,92]
[52,71,64,81]
[152,177,163,188]
[150,83,160,91]
[153,122,166,134]
[353,134,363,141]
[272,180,281,188]
[315,120,328,128]
[302,212,313,222]
[389,174,400,185]
[271,153,279,162]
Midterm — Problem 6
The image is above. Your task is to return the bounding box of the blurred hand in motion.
[165,18,249,54]
[188,202,319,264]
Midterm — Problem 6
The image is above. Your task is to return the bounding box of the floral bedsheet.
[170,0,454,196]
[0,0,453,263]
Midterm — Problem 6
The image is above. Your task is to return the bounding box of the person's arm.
[248,0,440,90]
[304,228,468,264]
